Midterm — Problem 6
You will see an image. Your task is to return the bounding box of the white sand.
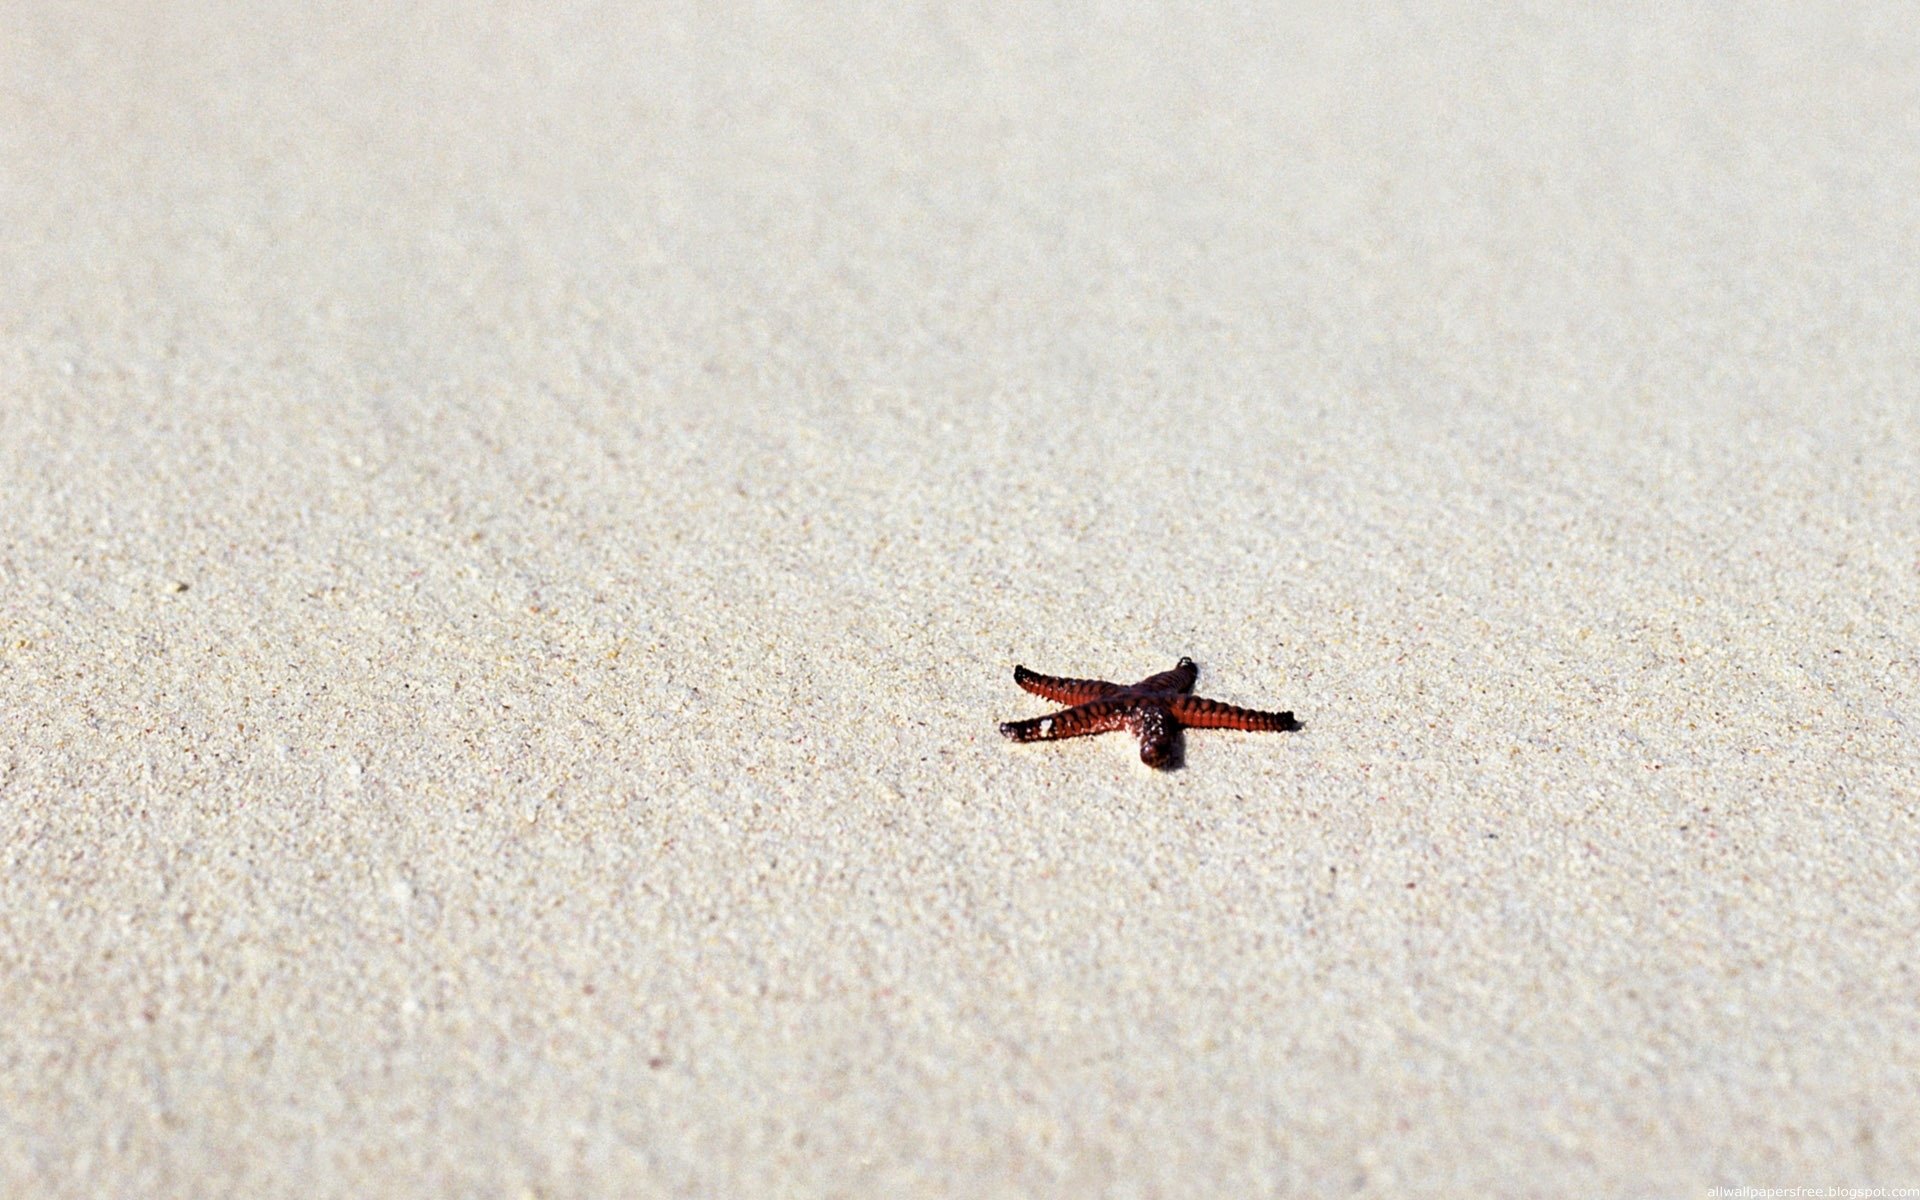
[5,4,1918,1196]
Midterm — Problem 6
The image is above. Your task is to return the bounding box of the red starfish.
[998,656,1300,768]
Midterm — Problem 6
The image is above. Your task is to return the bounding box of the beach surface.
[4,3,1918,1195]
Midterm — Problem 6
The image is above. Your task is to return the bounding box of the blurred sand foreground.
[3,3,1917,1196]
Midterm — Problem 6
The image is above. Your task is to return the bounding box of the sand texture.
[4,3,1919,1196]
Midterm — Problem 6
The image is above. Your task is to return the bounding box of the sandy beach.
[4,3,1918,1195]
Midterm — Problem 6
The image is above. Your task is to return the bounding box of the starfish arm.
[1132,657,1198,695]
[1126,704,1179,767]
[1012,665,1122,705]
[999,699,1129,743]
[1170,695,1300,732]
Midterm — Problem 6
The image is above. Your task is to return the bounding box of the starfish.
[998,656,1300,768]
